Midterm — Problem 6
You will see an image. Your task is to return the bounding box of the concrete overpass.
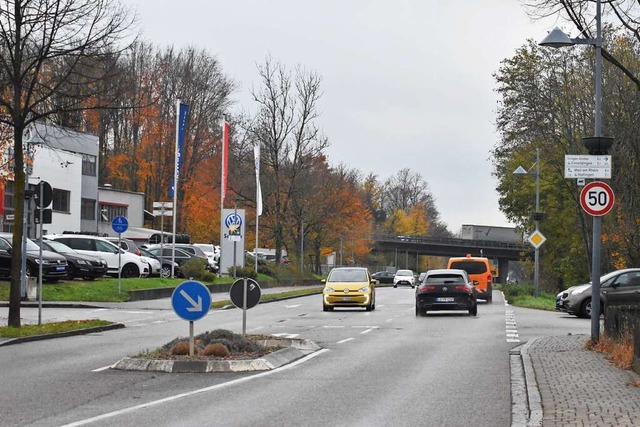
[373,234,531,283]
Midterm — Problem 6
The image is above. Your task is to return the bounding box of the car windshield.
[426,274,466,284]
[194,244,214,253]
[42,240,76,254]
[449,261,487,274]
[396,270,412,276]
[327,269,368,282]
[140,248,157,259]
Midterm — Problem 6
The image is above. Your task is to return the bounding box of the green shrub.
[180,258,215,282]
[502,283,534,299]
[228,266,257,279]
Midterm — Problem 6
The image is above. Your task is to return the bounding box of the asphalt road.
[0,288,590,427]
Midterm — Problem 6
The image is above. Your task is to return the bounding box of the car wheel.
[160,265,172,278]
[579,298,592,318]
[486,292,492,303]
[469,305,478,316]
[393,284,397,288]
[323,304,333,312]
[82,275,96,281]
[66,264,77,280]
[121,263,140,278]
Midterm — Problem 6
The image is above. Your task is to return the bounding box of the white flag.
[254,143,262,216]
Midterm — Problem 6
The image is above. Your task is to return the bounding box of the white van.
[44,234,149,278]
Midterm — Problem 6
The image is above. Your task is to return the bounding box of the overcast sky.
[131,0,558,234]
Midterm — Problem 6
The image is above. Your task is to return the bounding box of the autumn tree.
[0,0,135,327]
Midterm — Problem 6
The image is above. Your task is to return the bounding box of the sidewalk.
[517,334,640,426]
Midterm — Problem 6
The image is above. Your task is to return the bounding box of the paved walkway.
[519,334,640,426]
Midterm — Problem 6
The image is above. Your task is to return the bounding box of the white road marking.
[151,320,167,324]
[360,328,374,335]
[271,333,299,339]
[61,349,331,427]
[337,338,354,344]
[285,304,301,308]
[91,364,114,372]
[323,325,345,328]
[384,318,394,323]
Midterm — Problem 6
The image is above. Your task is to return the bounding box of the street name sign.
[171,280,211,321]
[564,155,611,179]
[580,181,615,216]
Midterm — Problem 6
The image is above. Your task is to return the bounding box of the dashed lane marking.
[337,338,354,344]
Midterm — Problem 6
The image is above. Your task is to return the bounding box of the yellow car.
[322,267,377,311]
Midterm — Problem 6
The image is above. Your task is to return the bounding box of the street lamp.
[514,147,542,297]
[539,0,612,342]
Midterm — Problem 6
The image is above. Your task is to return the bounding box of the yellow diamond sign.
[528,230,546,249]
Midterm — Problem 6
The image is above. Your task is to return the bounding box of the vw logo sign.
[224,213,242,228]
[443,287,448,291]
[343,289,349,294]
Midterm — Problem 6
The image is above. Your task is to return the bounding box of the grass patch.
[0,319,113,337]
[211,286,323,309]
[507,293,557,311]
[0,274,278,303]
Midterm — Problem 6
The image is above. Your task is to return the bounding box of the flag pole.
[220,117,226,277]
[171,99,180,277]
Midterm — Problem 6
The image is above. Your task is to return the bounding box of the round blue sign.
[171,281,212,321]
[111,215,129,234]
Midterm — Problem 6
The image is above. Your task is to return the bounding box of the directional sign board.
[580,181,615,216]
[564,155,611,179]
[229,278,261,309]
[171,280,211,321]
[111,215,129,234]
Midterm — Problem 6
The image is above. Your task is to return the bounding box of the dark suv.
[0,233,68,282]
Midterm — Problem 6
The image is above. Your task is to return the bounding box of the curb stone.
[510,338,543,427]
[112,337,322,373]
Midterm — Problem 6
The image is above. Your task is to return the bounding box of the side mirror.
[372,279,379,285]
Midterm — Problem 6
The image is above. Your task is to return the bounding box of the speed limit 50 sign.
[580,181,615,216]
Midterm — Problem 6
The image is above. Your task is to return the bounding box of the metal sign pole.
[189,320,195,356]
[242,278,247,336]
[38,182,43,325]
[118,232,122,294]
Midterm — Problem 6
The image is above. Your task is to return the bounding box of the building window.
[82,154,96,176]
[52,189,70,212]
[99,204,127,222]
[81,198,96,220]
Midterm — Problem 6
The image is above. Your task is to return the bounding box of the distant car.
[44,234,149,278]
[193,243,220,270]
[140,247,181,278]
[447,255,494,302]
[36,239,107,281]
[558,268,640,318]
[393,269,415,288]
[145,246,205,277]
[0,233,68,282]
[105,237,160,276]
[601,268,640,312]
[146,243,213,271]
[322,267,376,311]
[415,269,477,316]
[417,272,428,285]
[371,271,395,284]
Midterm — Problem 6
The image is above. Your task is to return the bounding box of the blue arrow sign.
[111,215,129,234]
[171,281,211,321]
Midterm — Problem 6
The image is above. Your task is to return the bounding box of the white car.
[393,269,416,288]
[44,234,150,278]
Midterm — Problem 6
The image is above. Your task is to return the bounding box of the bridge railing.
[374,233,530,251]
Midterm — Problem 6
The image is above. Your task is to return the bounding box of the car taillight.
[136,251,141,256]
[487,273,493,284]
[455,285,473,293]
[419,285,435,292]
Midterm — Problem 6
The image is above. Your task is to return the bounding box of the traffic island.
[112,336,322,373]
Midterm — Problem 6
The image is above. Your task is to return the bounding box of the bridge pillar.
[496,258,510,284]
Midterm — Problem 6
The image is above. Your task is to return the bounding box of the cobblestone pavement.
[526,334,640,426]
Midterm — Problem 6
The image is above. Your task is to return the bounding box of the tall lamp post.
[514,147,542,297]
[539,0,612,343]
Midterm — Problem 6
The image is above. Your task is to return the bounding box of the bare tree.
[0,0,135,327]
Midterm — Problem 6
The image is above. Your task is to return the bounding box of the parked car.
[140,247,181,278]
[36,239,107,280]
[601,268,640,312]
[372,270,395,284]
[44,234,149,278]
[104,237,142,256]
[0,233,68,282]
[557,268,640,318]
[447,254,494,302]
[145,243,212,271]
[322,267,377,311]
[393,269,416,288]
[193,243,220,269]
[415,269,477,316]
[144,246,204,276]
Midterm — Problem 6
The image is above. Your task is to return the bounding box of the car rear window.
[449,261,487,274]
[426,274,466,284]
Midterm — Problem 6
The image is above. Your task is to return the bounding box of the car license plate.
[436,297,454,302]
[342,297,351,301]
[56,266,66,271]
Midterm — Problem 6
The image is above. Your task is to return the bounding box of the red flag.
[221,122,229,203]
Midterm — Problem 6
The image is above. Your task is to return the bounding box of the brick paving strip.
[528,334,640,427]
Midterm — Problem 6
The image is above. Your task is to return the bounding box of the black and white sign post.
[229,278,261,335]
